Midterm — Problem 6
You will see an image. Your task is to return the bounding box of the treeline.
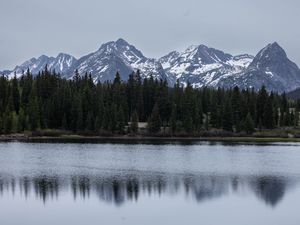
[0,67,299,136]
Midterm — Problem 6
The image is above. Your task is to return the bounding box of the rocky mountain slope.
[217,42,300,92]
[2,39,300,93]
[287,88,300,99]
[7,53,77,78]
[159,45,254,88]
[66,38,169,83]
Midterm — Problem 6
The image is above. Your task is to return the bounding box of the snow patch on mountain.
[68,38,169,83]
[160,44,254,87]
[8,53,77,79]
[3,39,300,92]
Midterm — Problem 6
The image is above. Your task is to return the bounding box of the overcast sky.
[1,0,300,69]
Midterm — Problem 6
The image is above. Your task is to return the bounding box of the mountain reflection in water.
[0,173,292,207]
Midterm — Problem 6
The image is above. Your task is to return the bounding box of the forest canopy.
[0,67,299,136]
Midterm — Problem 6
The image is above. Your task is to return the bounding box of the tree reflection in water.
[0,173,294,207]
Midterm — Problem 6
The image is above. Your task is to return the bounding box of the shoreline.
[1,134,300,143]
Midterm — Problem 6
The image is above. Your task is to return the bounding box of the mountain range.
[2,39,300,93]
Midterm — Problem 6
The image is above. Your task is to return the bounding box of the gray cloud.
[1,0,300,69]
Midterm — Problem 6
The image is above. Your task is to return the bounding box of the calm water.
[0,141,300,225]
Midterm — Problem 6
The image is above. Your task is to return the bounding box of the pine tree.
[210,99,220,128]
[284,110,291,127]
[232,86,241,128]
[102,106,111,131]
[70,100,78,132]
[279,108,285,127]
[256,85,268,126]
[204,114,209,131]
[74,69,80,86]
[95,99,104,131]
[263,96,275,129]
[116,107,126,134]
[3,107,13,134]
[183,107,193,134]
[113,72,121,85]
[243,113,255,134]
[109,104,118,133]
[27,95,39,131]
[290,111,295,127]
[17,108,26,132]
[294,109,299,127]
[76,105,83,132]
[130,111,139,134]
[170,104,177,134]
[222,99,233,132]
[94,116,102,132]
[11,74,20,114]
[62,113,68,130]
[20,69,32,108]
[193,104,202,132]
[0,77,8,113]
[11,111,18,133]
[0,115,3,134]
[147,103,161,134]
[281,92,288,112]
[85,111,94,131]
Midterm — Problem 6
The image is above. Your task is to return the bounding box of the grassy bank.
[1,129,300,143]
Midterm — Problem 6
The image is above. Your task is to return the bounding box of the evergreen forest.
[0,66,299,136]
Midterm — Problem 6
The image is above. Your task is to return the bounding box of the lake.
[0,141,300,225]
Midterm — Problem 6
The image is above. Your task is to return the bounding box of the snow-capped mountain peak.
[97,38,145,65]
[67,39,168,83]
[218,42,300,92]
[3,40,300,92]
[159,51,180,69]
[159,44,253,87]
[52,53,77,74]
[249,42,289,71]
[180,44,232,64]
[8,53,77,78]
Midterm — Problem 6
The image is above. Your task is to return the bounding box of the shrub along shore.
[1,128,300,143]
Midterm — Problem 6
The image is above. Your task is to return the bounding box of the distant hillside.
[287,88,300,99]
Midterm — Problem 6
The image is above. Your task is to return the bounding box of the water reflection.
[0,173,294,207]
[250,177,286,206]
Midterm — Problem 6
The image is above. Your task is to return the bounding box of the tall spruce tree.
[3,107,13,134]
[222,98,233,132]
[130,111,139,134]
[27,95,39,131]
[243,113,255,134]
[116,107,126,134]
[11,74,20,114]
[263,96,275,129]
[17,108,26,132]
[256,85,268,126]
[147,103,161,133]
[170,104,177,134]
